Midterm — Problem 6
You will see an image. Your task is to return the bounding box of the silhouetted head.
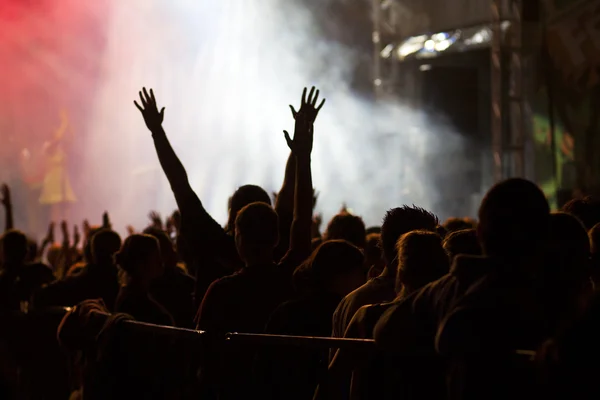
[296,240,365,296]
[143,227,177,270]
[311,237,323,253]
[91,229,122,266]
[26,238,38,263]
[115,234,162,283]
[545,213,589,283]
[0,230,28,266]
[364,232,384,274]
[395,230,449,296]
[562,196,600,230]
[47,245,62,270]
[324,212,366,249]
[443,229,482,261]
[380,206,439,271]
[235,202,279,265]
[443,217,477,233]
[436,225,448,239]
[366,226,381,235]
[542,212,592,326]
[589,222,600,284]
[84,227,103,263]
[226,185,272,233]
[477,178,549,259]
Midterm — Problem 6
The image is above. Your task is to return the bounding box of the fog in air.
[77,0,469,233]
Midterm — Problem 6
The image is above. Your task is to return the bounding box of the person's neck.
[126,277,152,292]
[244,255,273,268]
[380,265,396,280]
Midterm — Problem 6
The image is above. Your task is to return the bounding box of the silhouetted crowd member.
[561,195,600,230]
[260,240,365,400]
[443,228,482,262]
[6,82,600,400]
[324,212,367,249]
[33,229,122,311]
[0,230,54,310]
[114,234,174,326]
[332,206,439,338]
[365,232,384,279]
[144,227,195,328]
[316,230,449,400]
[443,217,477,233]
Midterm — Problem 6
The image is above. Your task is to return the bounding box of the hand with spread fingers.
[288,86,325,124]
[284,86,325,156]
[134,87,165,132]
[1,184,11,208]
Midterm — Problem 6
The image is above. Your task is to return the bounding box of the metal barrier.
[0,307,537,399]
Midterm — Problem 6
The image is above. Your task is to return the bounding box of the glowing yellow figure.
[39,109,77,208]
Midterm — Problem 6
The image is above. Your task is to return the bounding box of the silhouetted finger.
[283,130,294,149]
[159,107,165,120]
[301,87,307,106]
[289,105,298,118]
[311,89,320,106]
[134,101,143,112]
[150,89,157,105]
[139,91,146,106]
[316,98,326,112]
[143,87,152,104]
[307,87,315,105]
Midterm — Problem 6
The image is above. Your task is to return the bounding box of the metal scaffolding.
[491,0,526,181]
[371,0,528,182]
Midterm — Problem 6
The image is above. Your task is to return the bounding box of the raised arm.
[134,88,227,245]
[38,222,55,260]
[283,87,325,261]
[1,184,14,232]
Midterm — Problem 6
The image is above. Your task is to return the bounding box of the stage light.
[424,39,435,51]
[380,44,394,58]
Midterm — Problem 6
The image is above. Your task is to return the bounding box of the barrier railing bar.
[226,332,376,350]
[9,307,537,356]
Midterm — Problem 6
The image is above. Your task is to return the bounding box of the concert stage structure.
[369,0,568,203]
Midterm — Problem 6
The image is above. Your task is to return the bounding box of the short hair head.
[443,217,477,233]
[477,178,550,258]
[0,230,29,265]
[114,234,162,280]
[91,229,122,265]
[294,240,365,293]
[380,206,439,268]
[443,229,482,261]
[234,202,279,261]
[395,230,449,295]
[143,227,177,267]
[546,212,590,284]
[325,212,367,249]
[364,233,382,265]
[83,227,103,263]
[562,196,600,231]
[227,185,272,233]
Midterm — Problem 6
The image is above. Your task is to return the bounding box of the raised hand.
[102,211,111,229]
[134,87,165,132]
[284,86,325,157]
[45,222,56,244]
[83,219,91,239]
[171,210,181,232]
[1,184,11,207]
[73,225,81,248]
[289,86,326,124]
[148,210,163,230]
[61,220,70,244]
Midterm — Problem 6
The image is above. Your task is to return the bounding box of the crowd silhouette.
[1,86,599,399]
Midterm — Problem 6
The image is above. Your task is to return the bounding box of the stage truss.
[371,0,528,182]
